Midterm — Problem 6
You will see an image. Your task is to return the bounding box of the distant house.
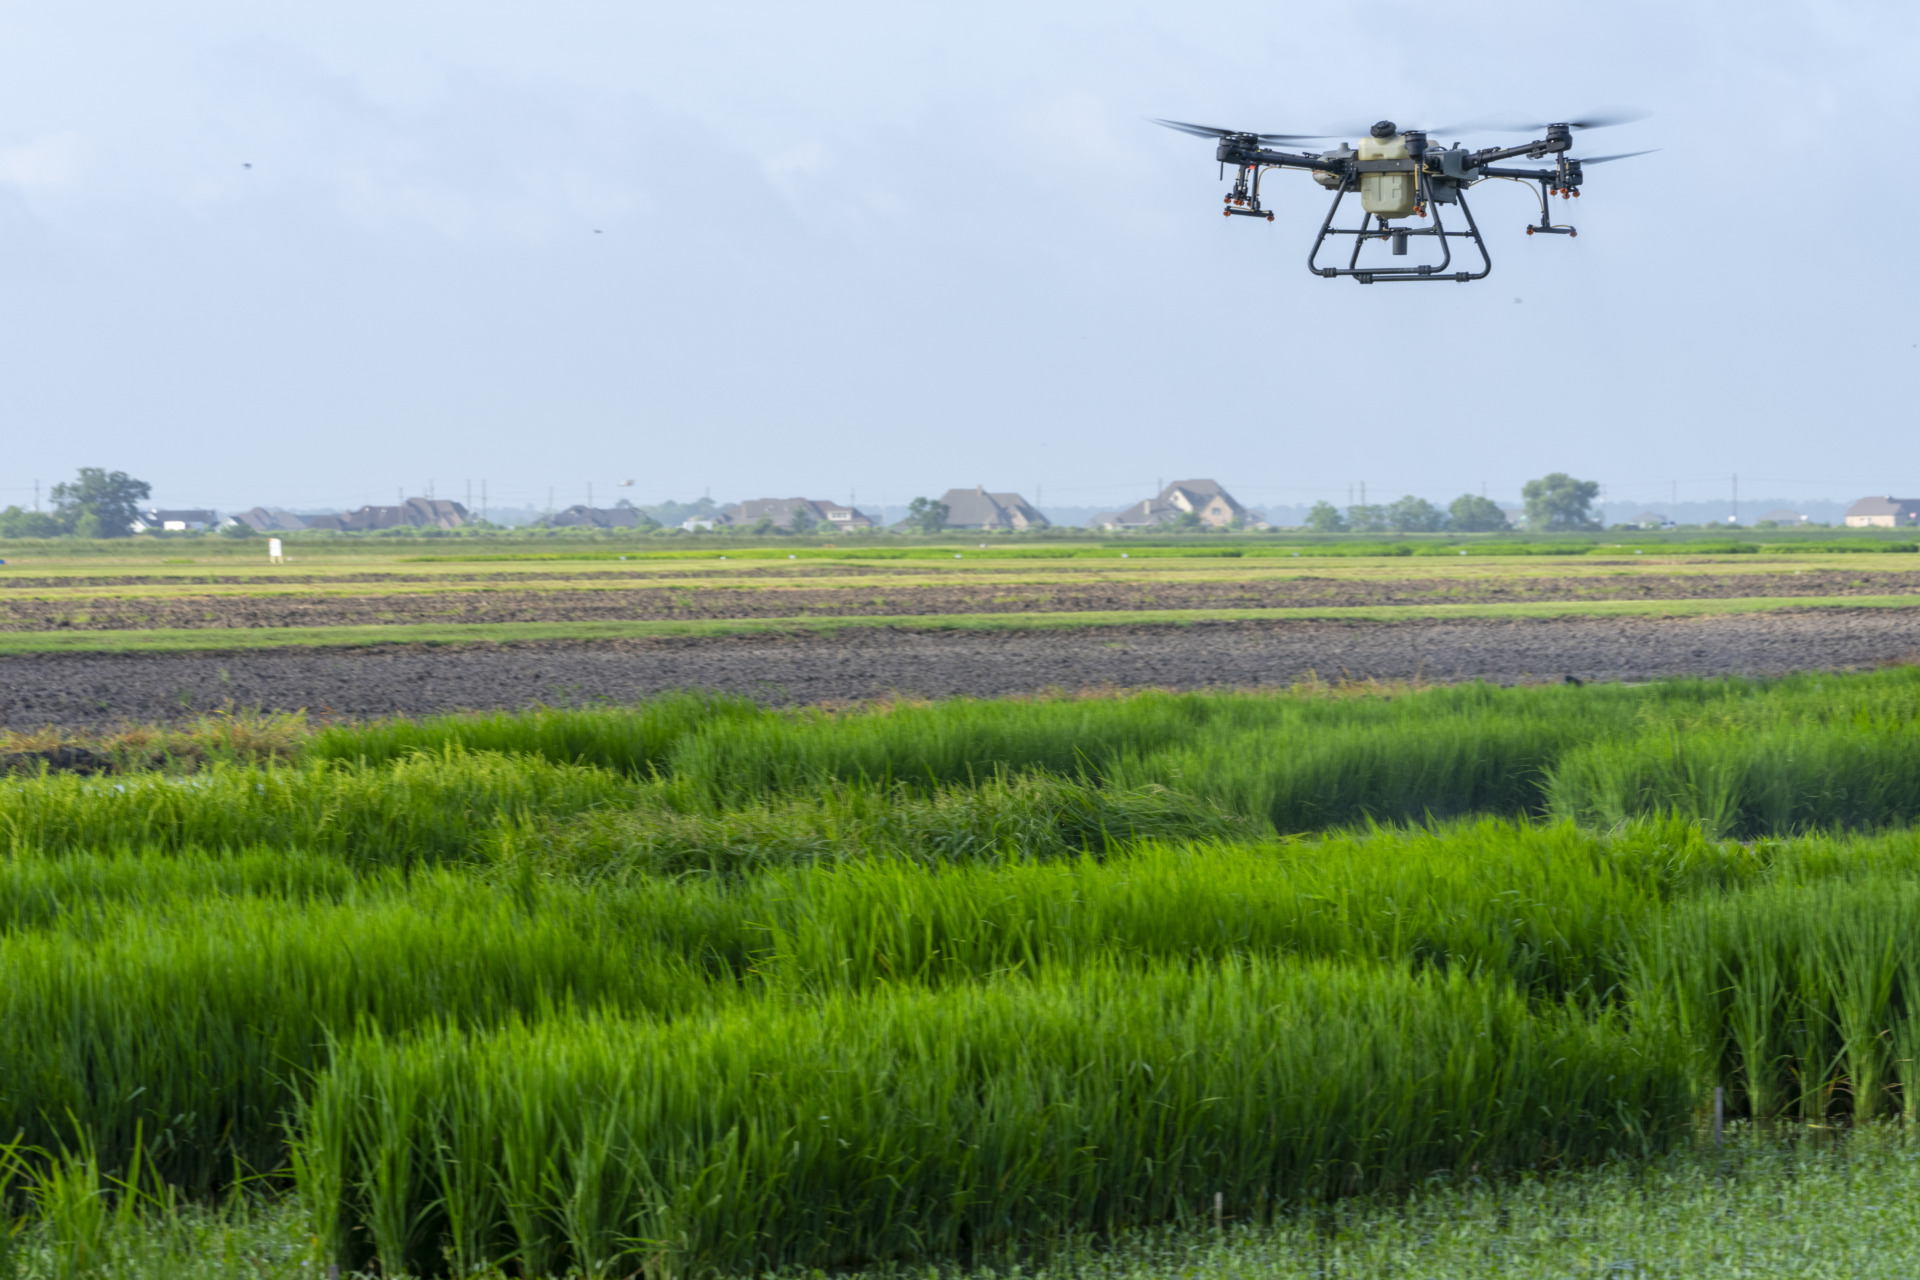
[131,508,217,533]
[543,505,654,530]
[300,498,470,533]
[1844,497,1920,528]
[1096,480,1253,531]
[1628,512,1676,530]
[1760,508,1808,525]
[229,508,310,534]
[937,487,1049,531]
[717,498,875,530]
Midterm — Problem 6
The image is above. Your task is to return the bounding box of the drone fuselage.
[1355,132,1417,218]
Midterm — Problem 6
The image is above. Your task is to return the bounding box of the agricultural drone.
[1152,114,1652,283]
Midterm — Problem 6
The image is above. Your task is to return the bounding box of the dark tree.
[1303,500,1347,533]
[1386,495,1447,533]
[1346,503,1389,534]
[50,468,150,538]
[1521,473,1601,531]
[906,497,949,534]
[1448,494,1510,532]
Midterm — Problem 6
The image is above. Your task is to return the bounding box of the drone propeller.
[1441,110,1650,134]
[1149,118,1331,145]
[1576,148,1659,165]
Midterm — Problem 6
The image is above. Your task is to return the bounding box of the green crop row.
[12,672,1920,869]
[14,812,1920,1199]
[298,958,1683,1277]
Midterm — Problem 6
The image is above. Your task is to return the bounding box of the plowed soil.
[5,609,1919,728]
[5,570,1918,631]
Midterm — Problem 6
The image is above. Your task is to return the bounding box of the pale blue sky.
[0,0,1912,517]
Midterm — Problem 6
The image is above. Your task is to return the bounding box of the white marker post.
[268,537,284,564]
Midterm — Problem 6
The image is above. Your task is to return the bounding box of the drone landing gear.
[1524,177,1578,236]
[1307,175,1490,283]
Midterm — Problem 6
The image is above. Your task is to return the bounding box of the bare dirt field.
[5,569,1919,631]
[5,608,1918,728]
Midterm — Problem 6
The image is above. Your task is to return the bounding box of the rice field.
[10,667,1920,1274]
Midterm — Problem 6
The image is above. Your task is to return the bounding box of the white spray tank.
[1357,121,1418,218]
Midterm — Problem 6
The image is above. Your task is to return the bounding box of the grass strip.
[2,595,1918,655]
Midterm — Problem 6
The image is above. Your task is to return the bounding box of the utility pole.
[32,480,38,512]
[1732,473,1739,525]
[481,480,488,522]
[588,482,594,511]
[547,486,554,518]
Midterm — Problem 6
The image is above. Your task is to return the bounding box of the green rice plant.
[1108,713,1576,830]
[495,771,1244,881]
[1631,875,1920,1121]
[1549,719,1920,836]
[0,874,738,1193]
[0,846,363,938]
[305,691,762,775]
[664,691,1225,801]
[750,818,1687,1000]
[297,957,1686,1277]
[0,748,634,867]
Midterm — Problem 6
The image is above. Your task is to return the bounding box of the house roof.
[720,498,873,527]
[142,509,217,524]
[1097,498,1181,528]
[937,487,1048,529]
[1846,496,1920,518]
[298,498,470,533]
[545,505,651,529]
[232,507,310,533]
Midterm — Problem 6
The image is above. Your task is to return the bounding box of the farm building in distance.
[1760,509,1808,525]
[231,498,468,533]
[542,504,655,529]
[131,509,217,533]
[1096,479,1254,530]
[714,498,875,530]
[937,488,1049,531]
[1844,497,1920,528]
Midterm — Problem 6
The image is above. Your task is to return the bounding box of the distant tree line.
[1299,474,1600,535]
[0,469,151,538]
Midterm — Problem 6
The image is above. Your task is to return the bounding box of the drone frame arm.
[1214,139,1343,173]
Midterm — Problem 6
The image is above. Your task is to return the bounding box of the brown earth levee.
[3,609,1919,728]
[6,570,1920,631]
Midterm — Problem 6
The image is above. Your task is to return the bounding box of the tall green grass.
[0,845,362,936]
[298,959,1685,1277]
[1633,875,1920,1122]
[0,748,634,866]
[1550,720,1920,836]
[0,877,739,1191]
[750,819,1714,1000]
[0,819,1686,1193]
[306,691,760,775]
[499,771,1244,880]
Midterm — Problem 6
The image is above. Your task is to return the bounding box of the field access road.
[4,608,1919,727]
